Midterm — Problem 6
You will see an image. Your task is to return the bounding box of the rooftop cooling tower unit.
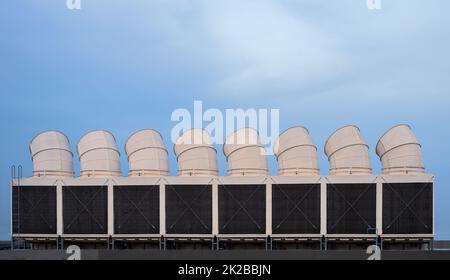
[29,131,74,178]
[274,126,319,176]
[77,130,121,178]
[223,128,268,176]
[125,129,169,177]
[376,124,425,175]
[325,125,372,175]
[174,129,218,176]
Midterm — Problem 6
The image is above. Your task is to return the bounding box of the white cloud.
[202,0,349,95]
[67,0,450,102]
[137,1,350,96]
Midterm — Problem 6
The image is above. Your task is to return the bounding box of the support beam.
[107,182,114,236]
[212,182,219,236]
[56,181,63,236]
[266,183,272,236]
[376,178,383,235]
[320,181,327,236]
[160,182,166,236]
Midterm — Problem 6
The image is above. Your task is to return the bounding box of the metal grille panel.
[12,186,56,234]
[114,186,159,234]
[383,183,433,234]
[327,184,376,234]
[63,186,108,234]
[272,184,320,234]
[219,185,266,234]
[166,185,212,234]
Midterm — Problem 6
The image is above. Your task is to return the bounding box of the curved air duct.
[325,125,372,175]
[376,124,424,175]
[77,130,121,178]
[223,128,268,176]
[174,129,218,176]
[29,131,74,178]
[274,126,319,176]
[125,129,169,177]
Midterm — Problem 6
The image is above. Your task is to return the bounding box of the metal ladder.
[11,165,23,250]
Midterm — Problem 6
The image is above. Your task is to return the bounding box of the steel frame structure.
[11,174,435,250]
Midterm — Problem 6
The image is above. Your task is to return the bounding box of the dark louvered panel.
[327,184,376,234]
[272,184,320,234]
[166,185,212,234]
[63,186,107,234]
[383,183,433,234]
[219,185,266,234]
[114,186,159,234]
[12,186,56,234]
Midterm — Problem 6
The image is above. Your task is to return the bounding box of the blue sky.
[0,0,449,240]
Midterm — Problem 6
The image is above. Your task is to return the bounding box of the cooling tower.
[274,126,320,176]
[325,125,372,175]
[77,130,121,178]
[376,124,425,175]
[223,128,268,176]
[173,128,218,176]
[125,129,169,177]
[29,131,74,177]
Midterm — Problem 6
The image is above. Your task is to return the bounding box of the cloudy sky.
[1,0,449,239]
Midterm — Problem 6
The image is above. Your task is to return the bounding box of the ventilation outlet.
[376,124,424,175]
[274,126,319,176]
[125,129,169,177]
[325,125,372,175]
[77,130,121,178]
[223,128,268,176]
[30,131,74,178]
[173,129,218,176]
